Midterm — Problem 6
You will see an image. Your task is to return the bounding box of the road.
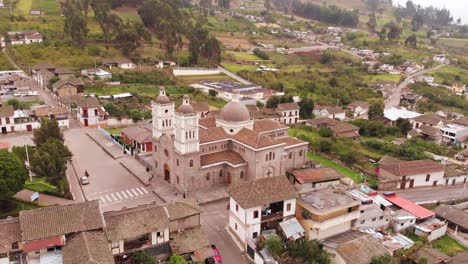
[396,184,468,204]
[218,65,252,84]
[201,202,249,264]
[384,63,447,109]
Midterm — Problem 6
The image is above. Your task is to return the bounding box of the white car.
[80,176,89,185]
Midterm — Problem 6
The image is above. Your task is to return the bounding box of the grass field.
[24,177,59,195]
[432,235,468,257]
[0,52,14,71]
[31,0,60,14]
[428,65,468,84]
[307,152,370,184]
[176,73,235,84]
[363,74,402,83]
[225,51,264,61]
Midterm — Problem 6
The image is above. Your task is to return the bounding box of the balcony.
[261,211,284,223]
[123,236,152,252]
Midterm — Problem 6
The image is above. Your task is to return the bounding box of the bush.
[265,235,284,257]
[319,139,332,153]
[253,48,269,60]
[319,127,333,138]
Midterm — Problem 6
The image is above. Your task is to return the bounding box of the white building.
[227,176,297,251]
[81,68,112,80]
[191,81,265,102]
[7,31,43,45]
[313,106,346,120]
[384,108,421,126]
[277,102,300,124]
[433,54,449,64]
[0,36,5,48]
[102,59,136,69]
[0,70,25,80]
[440,119,468,145]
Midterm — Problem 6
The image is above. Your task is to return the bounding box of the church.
[151,87,309,192]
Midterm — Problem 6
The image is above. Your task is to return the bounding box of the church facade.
[152,87,308,192]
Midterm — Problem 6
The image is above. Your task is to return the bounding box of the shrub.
[253,48,269,60]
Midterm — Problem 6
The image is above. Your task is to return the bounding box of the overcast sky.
[393,0,468,24]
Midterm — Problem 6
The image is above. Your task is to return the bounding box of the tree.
[104,103,124,118]
[253,48,269,60]
[4,0,20,14]
[287,239,332,264]
[319,127,333,138]
[396,118,412,135]
[411,13,423,31]
[379,27,387,40]
[371,253,393,264]
[298,97,314,119]
[115,21,151,56]
[133,252,158,264]
[405,34,417,48]
[33,118,64,146]
[366,0,379,12]
[368,101,384,120]
[266,95,281,108]
[30,138,72,188]
[386,22,402,40]
[367,13,377,33]
[265,235,283,257]
[218,0,230,9]
[129,109,143,123]
[200,36,222,67]
[168,255,187,264]
[0,149,28,208]
[91,0,122,48]
[318,139,332,153]
[63,0,88,46]
[208,89,218,97]
[320,51,333,64]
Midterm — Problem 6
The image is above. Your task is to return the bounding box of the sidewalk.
[86,129,126,159]
[119,156,151,186]
[14,189,75,206]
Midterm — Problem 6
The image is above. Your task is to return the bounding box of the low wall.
[173,68,220,76]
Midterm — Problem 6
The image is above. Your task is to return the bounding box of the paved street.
[201,202,249,264]
[396,184,468,204]
[64,128,162,211]
[385,64,446,109]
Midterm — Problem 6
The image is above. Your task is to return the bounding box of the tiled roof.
[32,62,56,71]
[8,74,26,82]
[330,122,359,134]
[323,231,389,264]
[253,119,287,133]
[434,205,468,229]
[228,176,296,208]
[62,231,114,264]
[52,78,84,89]
[33,107,68,117]
[348,101,369,110]
[418,124,441,137]
[0,105,14,117]
[277,102,299,111]
[164,200,202,221]
[380,159,444,177]
[198,117,217,128]
[199,127,229,143]
[0,218,21,254]
[169,227,212,256]
[121,126,152,143]
[103,203,169,242]
[412,114,442,126]
[452,117,468,127]
[19,200,103,241]
[384,194,434,219]
[200,150,246,167]
[77,97,100,108]
[192,102,210,112]
[326,106,346,115]
[54,67,74,75]
[411,247,450,264]
[291,167,343,184]
[377,155,402,166]
[275,137,307,147]
[231,128,280,149]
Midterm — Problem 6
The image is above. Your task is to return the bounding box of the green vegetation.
[24,177,60,196]
[411,83,468,114]
[0,52,14,70]
[31,0,60,15]
[432,235,468,257]
[0,200,38,219]
[6,99,45,110]
[0,149,29,214]
[428,65,468,85]
[306,152,368,184]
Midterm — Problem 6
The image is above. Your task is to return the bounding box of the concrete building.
[378,159,445,190]
[81,68,112,80]
[0,105,14,134]
[296,187,360,241]
[121,125,153,153]
[287,167,343,193]
[151,88,308,192]
[102,59,136,69]
[384,107,421,126]
[227,176,297,251]
[313,106,346,120]
[440,119,468,146]
[7,31,42,45]
[347,101,369,119]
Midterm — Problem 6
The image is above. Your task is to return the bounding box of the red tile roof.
[275,137,307,147]
[253,119,288,133]
[200,150,246,167]
[277,102,299,111]
[291,167,343,184]
[199,117,217,128]
[231,128,280,149]
[380,159,444,177]
[199,127,229,144]
[384,194,435,219]
[23,236,64,252]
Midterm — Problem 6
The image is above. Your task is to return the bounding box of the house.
[121,125,153,153]
[81,68,112,80]
[7,31,42,45]
[163,200,203,233]
[323,231,390,264]
[296,187,360,240]
[330,122,360,138]
[0,105,15,134]
[414,217,447,242]
[384,107,421,126]
[0,70,25,80]
[409,124,442,143]
[440,118,468,145]
[410,114,443,129]
[378,159,445,190]
[313,106,346,120]
[54,67,74,80]
[103,203,171,260]
[384,194,435,222]
[433,54,449,64]
[102,59,136,69]
[0,36,5,48]
[62,231,114,264]
[443,166,467,186]
[19,200,104,262]
[32,63,57,87]
[0,74,30,95]
[191,81,265,102]
[305,117,339,128]
[347,188,392,230]
[347,101,369,118]
[32,106,69,128]
[451,82,466,95]
[410,75,434,84]
[0,218,21,264]
[169,227,214,262]
[276,102,300,124]
[227,176,297,250]
[52,78,84,97]
[287,167,343,193]
[434,204,468,236]
[154,60,176,69]
[60,96,108,127]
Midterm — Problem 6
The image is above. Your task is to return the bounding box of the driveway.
[201,201,249,264]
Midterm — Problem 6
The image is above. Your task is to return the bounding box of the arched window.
[299,150,303,156]
[265,154,268,161]
[189,160,193,167]
[219,170,223,177]
[206,173,210,181]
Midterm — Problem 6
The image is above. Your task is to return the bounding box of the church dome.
[155,86,170,104]
[220,100,251,122]
[177,95,195,114]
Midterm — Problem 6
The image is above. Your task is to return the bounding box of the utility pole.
[25,143,32,182]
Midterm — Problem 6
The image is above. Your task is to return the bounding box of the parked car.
[211,245,222,263]
[80,176,89,185]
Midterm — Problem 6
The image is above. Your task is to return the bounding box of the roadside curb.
[70,160,87,201]
[198,196,229,206]
[151,189,167,203]
[119,161,150,186]
[225,225,245,253]
[86,132,120,159]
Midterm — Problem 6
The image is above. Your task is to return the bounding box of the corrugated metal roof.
[384,194,434,219]
[279,218,305,241]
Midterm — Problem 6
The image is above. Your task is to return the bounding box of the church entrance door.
[164,164,170,182]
